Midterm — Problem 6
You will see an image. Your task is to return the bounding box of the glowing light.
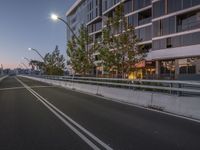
[51,14,58,20]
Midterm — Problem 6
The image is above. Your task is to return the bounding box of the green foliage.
[44,45,65,75]
[67,25,96,75]
[99,4,147,78]
[29,60,44,70]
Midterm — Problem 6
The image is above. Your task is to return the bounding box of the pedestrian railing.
[27,75,200,96]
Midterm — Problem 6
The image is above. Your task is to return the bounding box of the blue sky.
[0,0,75,69]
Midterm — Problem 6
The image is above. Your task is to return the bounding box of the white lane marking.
[16,77,113,150]
[30,88,113,150]
[0,86,55,91]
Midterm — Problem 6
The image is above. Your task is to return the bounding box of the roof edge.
[66,0,82,16]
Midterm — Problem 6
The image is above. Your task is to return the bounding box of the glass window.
[192,32,200,45]
[153,0,165,18]
[143,43,152,52]
[138,26,152,41]
[169,16,176,34]
[153,20,161,37]
[160,60,175,76]
[124,0,133,14]
[183,0,192,9]
[134,0,151,11]
[160,38,167,49]
[162,16,175,35]
[153,16,175,37]
[128,14,138,27]
[167,0,182,13]
[178,58,196,74]
[177,9,200,32]
[138,9,152,25]
[166,37,172,48]
[192,0,200,6]
[152,40,160,50]
[172,36,182,47]
[182,34,192,46]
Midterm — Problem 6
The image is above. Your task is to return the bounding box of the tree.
[67,25,97,75]
[44,45,65,75]
[29,60,44,71]
[98,4,147,78]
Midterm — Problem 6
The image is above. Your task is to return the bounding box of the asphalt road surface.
[0,76,200,150]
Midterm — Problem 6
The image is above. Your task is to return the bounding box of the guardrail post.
[177,83,182,96]
[170,83,172,95]
[72,75,74,90]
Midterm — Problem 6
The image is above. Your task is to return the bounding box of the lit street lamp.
[28,48,45,61]
[51,13,79,41]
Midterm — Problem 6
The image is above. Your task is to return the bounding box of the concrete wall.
[21,75,200,121]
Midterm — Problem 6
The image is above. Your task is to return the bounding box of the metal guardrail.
[28,75,200,96]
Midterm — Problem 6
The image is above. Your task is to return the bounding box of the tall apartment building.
[66,0,200,80]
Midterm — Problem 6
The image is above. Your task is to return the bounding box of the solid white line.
[0,86,55,91]
[16,77,113,150]
[30,89,113,150]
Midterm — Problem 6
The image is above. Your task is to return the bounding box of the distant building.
[66,0,200,80]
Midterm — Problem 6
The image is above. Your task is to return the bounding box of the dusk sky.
[0,0,75,69]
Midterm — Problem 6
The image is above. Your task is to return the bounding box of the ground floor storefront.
[155,57,200,80]
[95,57,200,80]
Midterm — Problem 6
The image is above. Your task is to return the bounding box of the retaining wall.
[20,75,200,120]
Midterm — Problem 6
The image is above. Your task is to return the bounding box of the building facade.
[66,0,200,80]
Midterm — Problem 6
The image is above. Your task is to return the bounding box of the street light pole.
[51,14,79,42]
[24,57,31,62]
[28,48,45,61]
[21,62,28,69]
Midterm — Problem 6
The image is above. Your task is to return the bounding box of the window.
[179,58,196,74]
[128,14,138,27]
[138,9,152,25]
[162,16,175,35]
[152,40,160,50]
[192,0,200,6]
[134,0,151,11]
[142,43,152,52]
[177,9,200,32]
[124,0,133,14]
[183,0,192,9]
[137,26,152,41]
[104,0,107,11]
[96,8,98,17]
[160,60,175,76]
[171,36,182,47]
[152,32,200,50]
[153,16,175,37]
[166,37,172,48]
[167,0,182,13]
[153,0,165,18]
[153,20,161,37]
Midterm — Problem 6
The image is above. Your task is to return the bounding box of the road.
[0,76,200,150]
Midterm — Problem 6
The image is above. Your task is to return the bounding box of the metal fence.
[28,75,200,97]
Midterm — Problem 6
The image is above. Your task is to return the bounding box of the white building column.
[175,59,179,79]
[155,60,160,79]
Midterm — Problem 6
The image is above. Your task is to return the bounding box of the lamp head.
[51,14,58,20]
